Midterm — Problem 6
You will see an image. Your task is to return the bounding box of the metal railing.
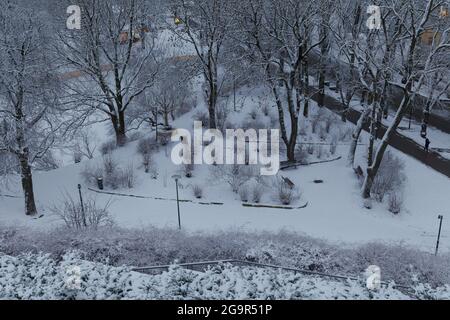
[132,259,413,292]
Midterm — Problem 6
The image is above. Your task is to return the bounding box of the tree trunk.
[362,92,412,198]
[347,106,370,167]
[367,101,377,167]
[208,81,217,129]
[111,112,127,147]
[318,23,329,108]
[18,148,37,216]
[302,58,309,118]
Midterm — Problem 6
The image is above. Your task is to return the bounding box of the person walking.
[425,138,431,152]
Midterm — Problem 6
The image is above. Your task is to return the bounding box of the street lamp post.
[435,215,444,255]
[172,174,182,229]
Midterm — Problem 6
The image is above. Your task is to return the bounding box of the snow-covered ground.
[1,89,449,255]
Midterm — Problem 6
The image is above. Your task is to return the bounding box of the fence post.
[78,184,86,227]
[435,215,444,255]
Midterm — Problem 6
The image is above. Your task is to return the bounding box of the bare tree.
[56,0,159,146]
[169,0,235,129]
[362,0,450,198]
[0,3,61,215]
[237,0,326,162]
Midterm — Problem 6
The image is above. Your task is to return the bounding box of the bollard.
[435,215,444,255]
[97,177,104,190]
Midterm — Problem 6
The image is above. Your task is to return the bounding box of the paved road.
[309,89,450,179]
[309,52,450,133]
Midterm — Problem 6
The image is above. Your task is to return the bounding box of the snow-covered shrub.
[193,110,209,126]
[2,252,431,300]
[239,186,249,202]
[315,144,324,159]
[261,104,270,117]
[351,242,450,288]
[241,118,267,130]
[148,162,159,179]
[73,150,82,164]
[295,144,310,164]
[318,124,328,141]
[81,155,136,190]
[50,193,114,230]
[274,179,301,205]
[387,192,403,214]
[371,151,405,202]
[141,151,153,173]
[363,198,373,209]
[192,184,203,199]
[102,155,136,189]
[2,226,450,290]
[298,124,308,136]
[311,108,326,134]
[339,127,352,142]
[269,113,279,129]
[102,154,117,177]
[248,107,258,120]
[100,139,117,155]
[0,251,138,300]
[307,143,315,155]
[210,164,255,193]
[137,137,155,156]
[121,163,136,188]
[81,163,103,186]
[159,134,170,146]
[324,114,336,133]
[183,163,194,178]
[330,136,338,155]
[216,103,229,132]
[251,183,264,203]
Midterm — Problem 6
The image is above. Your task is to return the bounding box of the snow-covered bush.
[330,136,338,155]
[6,252,450,299]
[315,144,324,159]
[102,155,136,189]
[318,124,328,141]
[183,163,194,178]
[2,226,450,289]
[141,152,153,173]
[81,156,136,190]
[210,165,256,193]
[50,193,114,230]
[351,242,450,288]
[192,184,203,199]
[137,137,156,173]
[239,186,249,202]
[274,179,301,205]
[100,139,117,155]
[295,144,310,164]
[81,163,103,186]
[261,104,270,117]
[73,150,82,164]
[371,151,405,202]
[324,114,336,133]
[387,191,403,214]
[307,143,315,155]
[251,183,264,203]
[0,251,137,300]
[249,107,259,120]
[193,110,209,125]
[241,118,267,130]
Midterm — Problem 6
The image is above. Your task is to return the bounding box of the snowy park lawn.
[1,128,449,254]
